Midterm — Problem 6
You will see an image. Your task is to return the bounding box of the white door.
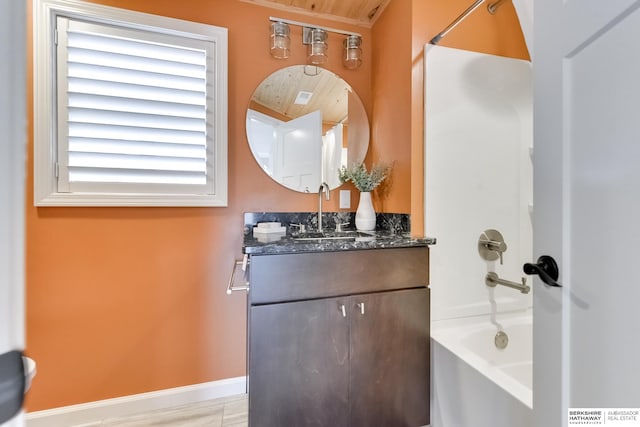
[273,110,322,193]
[533,1,640,426]
[0,0,27,425]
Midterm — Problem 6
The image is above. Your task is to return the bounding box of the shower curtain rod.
[430,0,507,45]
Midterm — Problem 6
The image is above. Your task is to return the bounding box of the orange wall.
[369,0,413,215]
[370,0,529,235]
[420,0,530,59]
[25,0,371,410]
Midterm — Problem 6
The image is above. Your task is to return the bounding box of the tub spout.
[485,272,530,294]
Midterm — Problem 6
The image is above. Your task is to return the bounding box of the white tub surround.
[425,45,533,322]
[425,45,533,427]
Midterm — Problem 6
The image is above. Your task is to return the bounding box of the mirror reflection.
[246,65,369,193]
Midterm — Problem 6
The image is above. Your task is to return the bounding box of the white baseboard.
[25,376,247,427]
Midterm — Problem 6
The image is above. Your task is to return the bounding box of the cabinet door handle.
[356,302,365,315]
[339,304,346,317]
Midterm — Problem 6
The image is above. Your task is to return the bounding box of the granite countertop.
[242,212,436,255]
[243,230,436,255]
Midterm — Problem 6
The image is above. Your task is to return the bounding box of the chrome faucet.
[318,182,330,232]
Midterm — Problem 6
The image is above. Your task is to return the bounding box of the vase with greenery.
[339,162,390,231]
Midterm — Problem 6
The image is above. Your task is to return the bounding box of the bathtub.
[430,310,532,427]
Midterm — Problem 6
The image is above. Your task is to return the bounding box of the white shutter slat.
[68,138,205,158]
[69,168,206,185]
[68,93,204,119]
[68,47,205,79]
[68,152,205,172]
[68,108,205,132]
[67,123,205,145]
[67,31,205,66]
[68,77,205,106]
[68,62,206,93]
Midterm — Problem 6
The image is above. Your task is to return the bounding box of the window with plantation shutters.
[34,0,228,206]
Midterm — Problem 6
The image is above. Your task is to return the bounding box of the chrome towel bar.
[226,255,250,294]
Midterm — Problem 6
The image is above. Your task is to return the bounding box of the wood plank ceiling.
[249,66,350,125]
[240,0,391,27]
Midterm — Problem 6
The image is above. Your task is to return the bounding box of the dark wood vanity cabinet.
[349,288,430,427]
[249,296,350,426]
[247,247,430,427]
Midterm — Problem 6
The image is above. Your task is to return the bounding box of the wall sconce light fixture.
[270,21,291,59]
[343,35,362,69]
[305,28,328,65]
[269,17,362,69]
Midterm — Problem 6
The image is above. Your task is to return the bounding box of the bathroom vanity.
[242,214,434,427]
[243,63,433,425]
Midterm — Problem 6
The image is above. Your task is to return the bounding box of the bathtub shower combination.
[425,45,533,427]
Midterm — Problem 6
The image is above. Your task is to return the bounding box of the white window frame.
[33,0,228,206]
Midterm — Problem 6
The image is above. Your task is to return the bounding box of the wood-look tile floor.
[87,393,247,426]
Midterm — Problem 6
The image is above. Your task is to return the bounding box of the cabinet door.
[249,297,350,427]
[349,288,430,426]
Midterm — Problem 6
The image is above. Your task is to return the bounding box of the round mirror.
[246,65,369,193]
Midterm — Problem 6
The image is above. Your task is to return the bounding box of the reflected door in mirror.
[274,111,322,192]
